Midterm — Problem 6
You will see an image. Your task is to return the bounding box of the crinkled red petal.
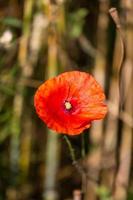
[34,71,107,135]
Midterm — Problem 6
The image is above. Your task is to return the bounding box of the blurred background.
[0,0,132,200]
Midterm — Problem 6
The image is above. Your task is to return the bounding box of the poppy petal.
[34,71,107,135]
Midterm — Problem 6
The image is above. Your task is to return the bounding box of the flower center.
[64,101,72,110]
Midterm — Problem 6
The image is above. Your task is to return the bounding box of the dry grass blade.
[109,7,126,109]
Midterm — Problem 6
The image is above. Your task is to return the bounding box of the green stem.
[63,135,87,194]
[81,134,86,158]
[63,135,76,162]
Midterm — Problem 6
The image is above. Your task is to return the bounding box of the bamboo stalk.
[19,110,32,181]
[100,74,118,190]
[19,9,46,183]
[43,2,59,200]
[73,190,82,200]
[113,86,133,200]
[42,1,66,200]
[100,7,123,192]
[113,1,133,199]
[85,1,110,199]
[8,1,34,199]
[10,0,34,176]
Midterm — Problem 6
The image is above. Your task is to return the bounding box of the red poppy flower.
[34,71,107,135]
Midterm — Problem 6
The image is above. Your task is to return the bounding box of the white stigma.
[65,101,72,110]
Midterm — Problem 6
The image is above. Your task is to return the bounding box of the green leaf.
[0,111,11,123]
[0,84,14,96]
[0,17,22,28]
[96,185,112,200]
[127,191,133,200]
[0,125,10,143]
[68,8,88,38]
